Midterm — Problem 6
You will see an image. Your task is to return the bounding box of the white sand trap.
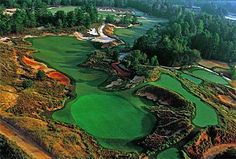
[88,28,99,36]
[92,24,116,43]
[74,32,93,40]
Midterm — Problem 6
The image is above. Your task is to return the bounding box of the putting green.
[188,67,229,85]
[71,94,154,139]
[157,148,180,159]
[150,74,218,127]
[27,36,156,151]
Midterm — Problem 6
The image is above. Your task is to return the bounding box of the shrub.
[22,80,33,89]
[36,70,45,80]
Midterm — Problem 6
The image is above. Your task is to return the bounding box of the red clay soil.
[187,129,236,159]
[22,56,70,86]
[111,62,131,77]
[202,144,236,159]
[218,95,236,107]
[47,71,70,86]
[22,56,47,71]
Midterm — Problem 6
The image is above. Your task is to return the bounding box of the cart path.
[0,119,53,159]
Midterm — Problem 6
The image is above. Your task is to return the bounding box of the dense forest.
[1,0,236,66]
[0,0,128,8]
[130,1,236,66]
[0,3,98,35]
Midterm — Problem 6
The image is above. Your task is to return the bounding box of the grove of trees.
[1,0,128,8]
[0,3,98,35]
[131,1,236,66]
[105,14,138,26]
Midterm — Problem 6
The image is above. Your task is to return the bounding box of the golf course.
[26,11,222,153]
[187,67,230,85]
[114,11,168,45]
[26,9,225,157]
[1,0,236,158]
[27,36,156,151]
[180,72,203,85]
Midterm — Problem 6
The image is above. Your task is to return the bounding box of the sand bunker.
[47,71,70,86]
[74,32,92,40]
[92,24,116,43]
[87,28,99,36]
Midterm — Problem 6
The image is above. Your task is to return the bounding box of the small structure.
[3,8,17,16]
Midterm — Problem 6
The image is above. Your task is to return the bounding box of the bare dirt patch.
[0,119,52,159]
[203,144,236,159]
[218,95,236,108]
[198,59,229,69]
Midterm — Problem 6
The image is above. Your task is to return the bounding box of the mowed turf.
[150,74,218,127]
[156,148,180,159]
[27,36,156,151]
[48,6,77,14]
[180,73,203,85]
[114,11,167,45]
[188,67,229,85]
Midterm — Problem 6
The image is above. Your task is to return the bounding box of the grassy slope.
[48,6,77,14]
[156,148,180,159]
[188,67,229,85]
[28,36,156,151]
[48,6,116,18]
[114,12,167,46]
[180,73,203,85]
[150,74,218,127]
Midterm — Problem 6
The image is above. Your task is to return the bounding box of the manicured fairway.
[156,148,180,159]
[114,11,167,45]
[188,67,229,85]
[48,6,117,17]
[48,6,77,14]
[180,73,203,85]
[27,36,156,151]
[151,74,218,127]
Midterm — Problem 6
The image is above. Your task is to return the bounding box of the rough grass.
[4,116,92,159]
